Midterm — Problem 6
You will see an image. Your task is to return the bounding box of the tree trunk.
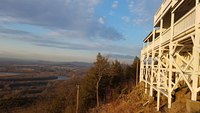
[96,76,102,107]
[136,60,139,85]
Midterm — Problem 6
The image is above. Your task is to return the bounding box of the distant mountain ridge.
[0,57,92,67]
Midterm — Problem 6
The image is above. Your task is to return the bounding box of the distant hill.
[58,62,92,68]
[0,57,38,65]
[0,57,92,68]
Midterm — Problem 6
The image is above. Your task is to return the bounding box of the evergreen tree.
[124,64,133,85]
[80,53,110,112]
[79,68,98,112]
[79,54,140,113]
[109,60,123,88]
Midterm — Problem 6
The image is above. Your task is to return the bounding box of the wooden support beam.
[170,55,193,91]
[183,57,194,71]
[157,18,163,112]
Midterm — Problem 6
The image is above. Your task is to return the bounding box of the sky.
[0,0,162,63]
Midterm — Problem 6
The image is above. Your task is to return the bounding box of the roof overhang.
[143,32,153,43]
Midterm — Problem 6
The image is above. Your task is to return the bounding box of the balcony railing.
[162,28,171,44]
[163,0,171,12]
[154,0,172,24]
[143,7,197,52]
[154,7,162,24]
[148,42,153,51]
[154,36,160,48]
[174,8,195,36]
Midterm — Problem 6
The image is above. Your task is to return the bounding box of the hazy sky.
[0,0,162,63]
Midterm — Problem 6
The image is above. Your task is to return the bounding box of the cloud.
[106,54,135,59]
[46,24,124,41]
[121,16,130,23]
[0,26,141,63]
[0,27,30,35]
[0,16,19,24]
[0,27,134,55]
[132,18,149,25]
[32,37,131,54]
[87,23,124,40]
[125,0,162,25]
[35,42,138,56]
[0,0,98,29]
[112,1,119,9]
[98,17,105,24]
[0,0,124,41]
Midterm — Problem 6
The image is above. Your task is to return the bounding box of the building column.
[145,39,149,94]
[140,52,144,82]
[196,0,199,4]
[150,30,156,97]
[168,12,175,109]
[157,19,163,111]
[191,2,200,101]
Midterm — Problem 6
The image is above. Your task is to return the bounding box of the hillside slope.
[90,82,193,113]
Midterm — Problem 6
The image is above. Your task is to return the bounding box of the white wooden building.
[140,0,200,111]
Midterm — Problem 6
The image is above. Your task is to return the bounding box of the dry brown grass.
[90,82,160,113]
[90,82,193,113]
